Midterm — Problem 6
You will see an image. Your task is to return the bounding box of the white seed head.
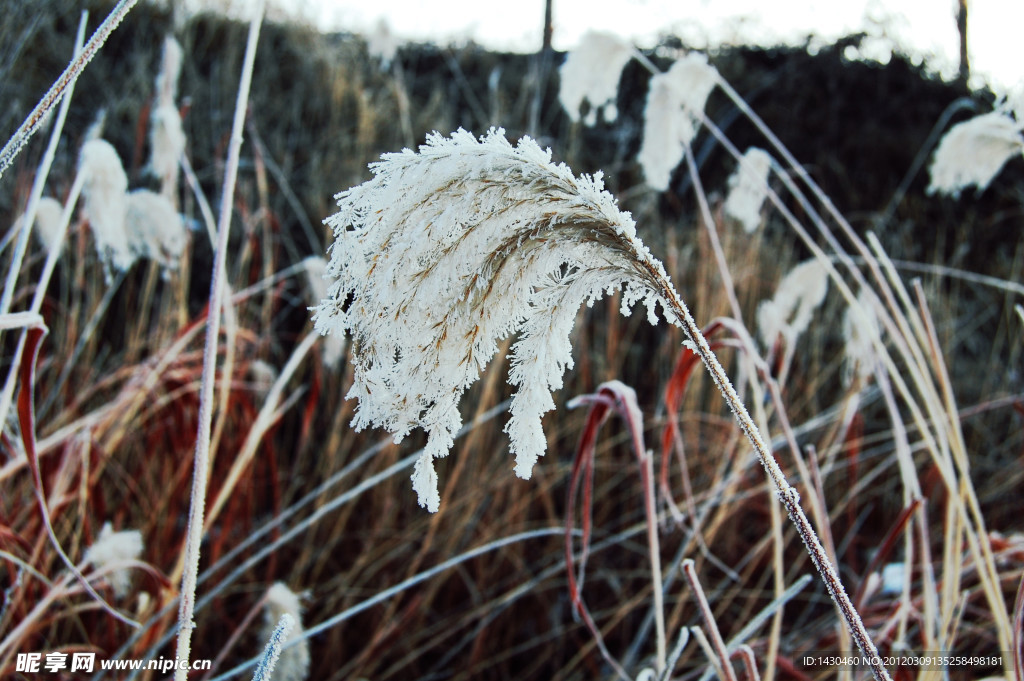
[757,258,829,349]
[83,522,143,598]
[79,138,134,276]
[724,147,773,233]
[638,53,719,190]
[314,128,674,511]
[125,189,188,272]
[149,36,185,188]
[14,196,65,253]
[842,289,881,386]
[156,36,183,106]
[249,360,277,395]
[558,31,635,126]
[149,104,185,181]
[262,583,309,681]
[927,110,1024,197]
[366,18,399,69]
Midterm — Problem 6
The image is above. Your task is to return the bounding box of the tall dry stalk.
[174,2,265,678]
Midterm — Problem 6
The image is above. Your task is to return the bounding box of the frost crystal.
[724,147,773,233]
[927,110,1024,197]
[559,31,635,126]
[314,128,675,511]
[757,259,829,350]
[638,53,719,190]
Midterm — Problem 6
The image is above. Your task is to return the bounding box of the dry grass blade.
[16,325,139,628]
[567,379,666,674]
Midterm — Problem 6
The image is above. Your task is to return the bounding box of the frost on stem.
[927,109,1024,197]
[261,583,310,681]
[558,31,635,126]
[314,128,676,511]
[638,53,718,191]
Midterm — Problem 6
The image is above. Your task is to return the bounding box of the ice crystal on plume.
[314,128,675,511]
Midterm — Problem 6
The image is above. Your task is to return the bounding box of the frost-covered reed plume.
[80,140,187,277]
[842,289,881,386]
[314,129,889,679]
[149,35,185,195]
[83,522,143,598]
[314,128,678,511]
[125,188,188,272]
[558,31,635,126]
[366,18,399,70]
[724,147,773,233]
[79,138,134,276]
[13,196,64,253]
[756,258,829,350]
[638,53,719,190]
[927,108,1024,197]
[302,256,345,368]
[260,583,309,681]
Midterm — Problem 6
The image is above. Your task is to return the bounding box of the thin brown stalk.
[684,559,737,681]
[653,273,891,681]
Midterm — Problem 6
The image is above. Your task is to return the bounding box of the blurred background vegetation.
[1,1,1021,679]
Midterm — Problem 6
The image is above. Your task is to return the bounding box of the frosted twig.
[0,13,87,433]
[251,614,294,681]
[0,0,138,182]
[174,2,265,679]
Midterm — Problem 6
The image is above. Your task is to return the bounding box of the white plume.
[638,53,719,190]
[313,128,675,511]
[559,31,635,126]
[724,147,773,233]
[79,139,134,277]
[928,109,1024,197]
[757,259,829,350]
